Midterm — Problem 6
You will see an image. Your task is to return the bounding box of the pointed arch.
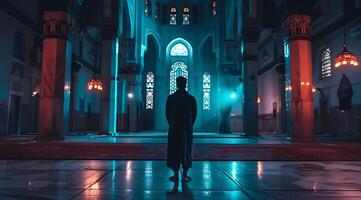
[170,43,188,56]
[166,38,193,59]
[170,61,188,94]
[124,0,135,38]
[145,32,161,58]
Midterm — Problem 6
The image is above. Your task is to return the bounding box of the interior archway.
[142,35,158,131]
[166,38,193,95]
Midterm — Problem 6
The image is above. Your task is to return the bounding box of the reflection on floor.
[0,160,361,200]
[65,133,289,144]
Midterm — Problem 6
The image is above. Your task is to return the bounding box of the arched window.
[210,0,216,16]
[182,7,190,25]
[169,7,177,25]
[13,31,25,60]
[320,48,332,79]
[170,61,188,94]
[145,0,151,16]
[170,43,188,56]
[203,73,211,110]
[146,72,154,109]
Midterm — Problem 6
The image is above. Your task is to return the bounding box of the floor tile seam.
[0,169,110,172]
[73,189,243,192]
[213,164,257,200]
[69,170,112,200]
[261,189,361,192]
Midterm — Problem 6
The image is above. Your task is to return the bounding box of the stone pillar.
[118,38,140,133]
[100,37,119,135]
[38,11,73,140]
[118,67,141,132]
[97,0,123,134]
[284,14,314,142]
[69,62,81,132]
[118,76,129,132]
[128,74,140,132]
[242,29,260,136]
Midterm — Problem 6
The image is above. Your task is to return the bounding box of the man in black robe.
[166,76,197,183]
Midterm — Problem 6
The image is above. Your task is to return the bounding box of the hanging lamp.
[335,23,359,68]
[87,74,103,91]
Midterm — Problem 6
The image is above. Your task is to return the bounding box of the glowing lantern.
[87,74,103,91]
[335,44,359,68]
[335,24,359,68]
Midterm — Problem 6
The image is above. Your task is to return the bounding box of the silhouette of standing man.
[166,76,197,183]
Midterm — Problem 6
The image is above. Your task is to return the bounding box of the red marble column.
[38,11,72,140]
[284,15,314,142]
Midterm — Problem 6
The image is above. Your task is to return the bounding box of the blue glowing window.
[170,61,188,94]
[155,3,161,19]
[211,0,216,16]
[321,48,332,79]
[183,7,190,25]
[146,72,154,109]
[145,0,151,16]
[170,43,188,56]
[169,7,177,25]
[203,73,211,110]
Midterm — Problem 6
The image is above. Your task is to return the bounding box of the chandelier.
[335,44,359,68]
[87,74,103,91]
[335,24,359,68]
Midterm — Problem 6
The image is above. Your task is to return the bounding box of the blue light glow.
[170,43,188,56]
[203,73,211,110]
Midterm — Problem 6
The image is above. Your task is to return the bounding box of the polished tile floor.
[64,133,289,144]
[0,160,361,200]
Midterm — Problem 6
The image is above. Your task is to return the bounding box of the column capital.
[43,11,70,39]
[284,14,311,41]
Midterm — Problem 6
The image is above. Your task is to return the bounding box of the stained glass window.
[203,73,211,110]
[145,0,151,16]
[170,43,188,56]
[169,7,177,25]
[210,0,216,16]
[321,48,332,79]
[146,72,154,109]
[183,7,190,25]
[155,3,161,19]
[170,61,188,94]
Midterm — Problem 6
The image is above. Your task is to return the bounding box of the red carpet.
[1,141,361,161]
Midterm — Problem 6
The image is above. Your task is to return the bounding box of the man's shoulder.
[187,93,196,102]
[167,93,176,100]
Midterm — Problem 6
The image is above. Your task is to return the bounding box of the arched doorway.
[153,38,193,131]
[166,38,193,94]
[142,35,159,131]
[170,61,188,94]
[200,36,217,132]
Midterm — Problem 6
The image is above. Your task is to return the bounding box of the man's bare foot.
[182,176,192,183]
[169,175,179,182]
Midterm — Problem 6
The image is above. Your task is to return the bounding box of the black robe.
[166,89,197,170]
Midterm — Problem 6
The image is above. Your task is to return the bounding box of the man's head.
[176,76,187,90]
